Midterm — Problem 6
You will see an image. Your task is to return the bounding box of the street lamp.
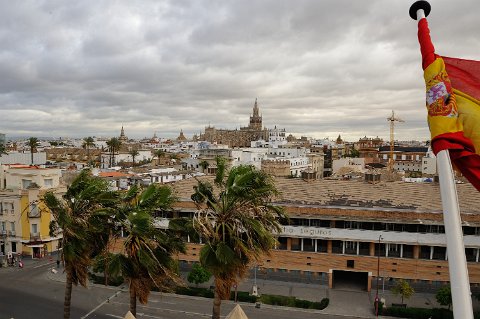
[375,235,383,317]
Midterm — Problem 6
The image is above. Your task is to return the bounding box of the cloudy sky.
[0,0,478,142]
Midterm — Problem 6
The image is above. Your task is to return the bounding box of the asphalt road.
[0,261,366,319]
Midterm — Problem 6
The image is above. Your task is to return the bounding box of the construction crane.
[387,110,404,172]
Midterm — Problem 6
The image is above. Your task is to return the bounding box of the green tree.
[436,285,452,310]
[187,263,212,287]
[199,160,209,173]
[82,137,95,166]
[191,159,287,319]
[129,149,140,166]
[391,279,415,305]
[106,137,121,167]
[0,143,7,156]
[43,170,113,319]
[153,149,165,165]
[107,184,184,317]
[27,137,40,165]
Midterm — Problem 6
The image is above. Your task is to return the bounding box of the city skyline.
[0,0,478,141]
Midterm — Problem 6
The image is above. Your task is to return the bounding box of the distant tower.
[249,98,262,130]
[177,129,187,142]
[336,135,343,144]
[119,126,128,142]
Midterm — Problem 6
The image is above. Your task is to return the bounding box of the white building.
[332,158,366,175]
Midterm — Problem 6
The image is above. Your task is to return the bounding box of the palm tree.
[107,184,184,317]
[82,137,95,165]
[106,137,121,167]
[129,149,140,167]
[199,160,209,173]
[43,170,114,319]
[191,158,287,319]
[27,137,40,165]
[153,149,165,165]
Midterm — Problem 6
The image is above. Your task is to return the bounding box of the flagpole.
[436,150,473,318]
[409,2,474,317]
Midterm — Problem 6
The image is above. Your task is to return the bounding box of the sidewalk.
[25,263,480,318]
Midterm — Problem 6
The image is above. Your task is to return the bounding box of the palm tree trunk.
[212,280,222,319]
[129,286,137,317]
[31,151,34,165]
[64,266,73,319]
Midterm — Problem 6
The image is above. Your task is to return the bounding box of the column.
[356,242,360,255]
[413,245,420,259]
[314,239,318,253]
[369,242,375,256]
[342,241,345,254]
[386,243,389,257]
[476,249,479,263]
[400,244,403,258]
[287,238,292,251]
[328,270,333,289]
[327,240,332,254]
[430,246,434,260]
[301,238,304,252]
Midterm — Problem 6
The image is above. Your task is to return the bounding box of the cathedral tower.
[249,98,262,130]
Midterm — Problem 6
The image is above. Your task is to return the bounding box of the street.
[0,260,370,319]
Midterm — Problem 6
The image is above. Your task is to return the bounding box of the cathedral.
[200,99,269,147]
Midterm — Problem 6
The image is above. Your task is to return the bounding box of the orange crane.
[387,110,404,172]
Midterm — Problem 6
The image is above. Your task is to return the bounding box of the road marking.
[106,315,123,318]
[81,286,126,319]
[33,261,56,269]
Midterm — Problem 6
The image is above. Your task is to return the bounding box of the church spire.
[253,98,259,117]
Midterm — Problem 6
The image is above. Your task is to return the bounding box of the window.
[44,179,53,187]
[10,222,15,232]
[1,222,5,231]
[29,204,40,218]
[31,224,38,234]
[22,179,32,189]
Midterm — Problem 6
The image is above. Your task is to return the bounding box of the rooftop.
[172,176,480,214]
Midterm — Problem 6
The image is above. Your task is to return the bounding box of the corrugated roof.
[172,176,480,214]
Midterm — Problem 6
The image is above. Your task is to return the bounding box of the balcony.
[30,232,41,241]
[8,231,16,237]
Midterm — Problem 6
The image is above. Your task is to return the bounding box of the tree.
[82,137,95,166]
[43,170,113,319]
[436,285,452,310]
[107,184,184,317]
[106,137,121,167]
[187,263,212,287]
[153,149,165,165]
[0,143,7,157]
[391,279,415,305]
[129,149,140,166]
[27,137,40,165]
[199,160,209,173]
[191,159,287,319]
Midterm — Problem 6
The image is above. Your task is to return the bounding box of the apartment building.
[0,166,62,258]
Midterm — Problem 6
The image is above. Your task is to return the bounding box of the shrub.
[382,306,453,319]
[230,291,257,303]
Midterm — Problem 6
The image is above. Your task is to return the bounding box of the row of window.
[287,218,480,235]
[276,238,480,262]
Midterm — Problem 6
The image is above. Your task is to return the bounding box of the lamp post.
[375,235,383,317]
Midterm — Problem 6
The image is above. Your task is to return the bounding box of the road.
[0,261,367,319]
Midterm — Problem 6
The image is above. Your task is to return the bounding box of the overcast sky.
[0,0,478,142]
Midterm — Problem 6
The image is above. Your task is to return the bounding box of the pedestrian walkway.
[21,263,480,318]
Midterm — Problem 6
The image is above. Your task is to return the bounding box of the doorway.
[332,270,369,291]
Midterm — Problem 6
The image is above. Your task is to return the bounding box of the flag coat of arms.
[417,18,480,191]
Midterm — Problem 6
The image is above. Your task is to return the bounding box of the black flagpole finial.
[409,0,431,20]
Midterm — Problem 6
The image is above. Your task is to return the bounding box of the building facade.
[199,99,269,147]
[168,176,480,292]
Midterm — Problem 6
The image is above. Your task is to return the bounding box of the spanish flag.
[418,18,480,191]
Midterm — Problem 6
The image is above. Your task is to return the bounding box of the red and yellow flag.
[418,18,480,191]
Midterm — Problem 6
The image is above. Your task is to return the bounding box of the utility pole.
[375,235,383,317]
